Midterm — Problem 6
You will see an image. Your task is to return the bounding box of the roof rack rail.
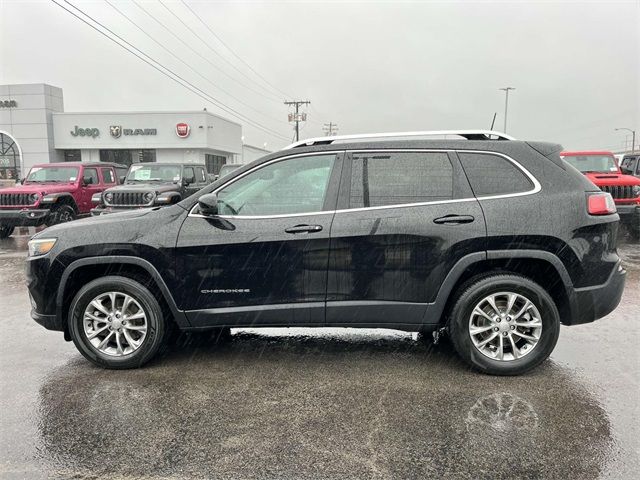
[283,130,516,150]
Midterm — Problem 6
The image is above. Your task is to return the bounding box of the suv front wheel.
[448,274,560,376]
[68,276,167,369]
[47,204,76,226]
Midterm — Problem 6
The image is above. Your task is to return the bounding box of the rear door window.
[101,168,115,184]
[349,152,453,208]
[458,152,534,196]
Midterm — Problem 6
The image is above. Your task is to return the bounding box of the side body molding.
[56,256,190,328]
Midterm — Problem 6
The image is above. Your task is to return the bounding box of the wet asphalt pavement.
[0,231,638,480]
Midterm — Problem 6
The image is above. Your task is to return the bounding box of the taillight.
[587,192,616,215]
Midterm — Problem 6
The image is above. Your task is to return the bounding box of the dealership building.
[0,83,271,182]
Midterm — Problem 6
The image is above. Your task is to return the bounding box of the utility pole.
[615,127,636,153]
[284,100,311,142]
[323,122,339,136]
[499,87,515,133]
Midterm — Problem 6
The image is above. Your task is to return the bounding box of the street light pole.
[615,127,636,153]
[499,87,516,133]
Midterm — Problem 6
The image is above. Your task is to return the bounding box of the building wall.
[0,84,64,174]
[53,111,242,152]
[242,144,272,164]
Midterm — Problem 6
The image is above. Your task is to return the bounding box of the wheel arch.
[43,193,79,213]
[427,250,576,327]
[57,256,190,332]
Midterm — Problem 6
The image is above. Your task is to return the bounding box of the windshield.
[218,165,241,178]
[562,155,618,173]
[25,166,79,183]
[126,164,182,183]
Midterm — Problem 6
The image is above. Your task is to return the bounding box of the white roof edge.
[283,130,516,150]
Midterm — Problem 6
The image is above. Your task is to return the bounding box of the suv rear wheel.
[448,274,560,376]
[47,204,76,226]
[68,276,167,369]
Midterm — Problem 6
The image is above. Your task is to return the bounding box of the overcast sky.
[1,0,638,151]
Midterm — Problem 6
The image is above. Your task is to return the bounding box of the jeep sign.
[70,126,100,138]
[0,100,17,108]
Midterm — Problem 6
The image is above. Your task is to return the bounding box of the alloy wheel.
[468,292,542,361]
[83,291,148,356]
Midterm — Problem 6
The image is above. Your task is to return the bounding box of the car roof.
[129,163,205,167]
[560,151,615,156]
[32,162,127,168]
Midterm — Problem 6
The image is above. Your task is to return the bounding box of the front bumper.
[91,206,145,216]
[0,208,50,227]
[568,262,627,325]
[615,204,640,216]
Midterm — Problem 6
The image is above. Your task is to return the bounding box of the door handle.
[285,224,323,234]
[433,215,475,225]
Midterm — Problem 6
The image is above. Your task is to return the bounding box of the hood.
[105,182,179,194]
[0,182,77,195]
[584,172,640,187]
[37,207,156,238]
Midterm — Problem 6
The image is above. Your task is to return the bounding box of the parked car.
[216,163,243,180]
[561,151,640,238]
[91,163,211,215]
[26,131,626,374]
[0,162,124,239]
[620,154,640,178]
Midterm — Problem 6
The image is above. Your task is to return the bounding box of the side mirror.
[197,193,218,216]
[82,176,93,186]
[118,175,126,184]
[183,174,196,186]
[18,178,25,185]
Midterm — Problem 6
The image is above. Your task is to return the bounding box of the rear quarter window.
[458,152,534,196]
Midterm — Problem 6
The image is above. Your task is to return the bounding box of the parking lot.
[0,230,638,480]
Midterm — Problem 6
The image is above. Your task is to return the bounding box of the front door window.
[216,154,336,216]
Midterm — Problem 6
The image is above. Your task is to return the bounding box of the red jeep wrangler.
[561,150,640,238]
[0,162,125,238]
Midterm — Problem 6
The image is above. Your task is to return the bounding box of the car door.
[79,167,101,212]
[175,152,343,328]
[326,150,485,327]
[182,167,201,197]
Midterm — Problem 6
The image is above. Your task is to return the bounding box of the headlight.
[144,191,155,203]
[104,192,114,202]
[632,185,640,198]
[28,238,57,257]
[91,192,103,203]
[29,193,39,203]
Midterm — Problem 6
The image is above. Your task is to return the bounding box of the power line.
[103,0,287,127]
[131,0,283,105]
[51,0,289,141]
[158,0,283,103]
[179,0,293,101]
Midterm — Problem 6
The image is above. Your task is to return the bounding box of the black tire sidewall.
[47,204,76,226]
[68,276,165,369]
[0,225,14,238]
[449,275,560,375]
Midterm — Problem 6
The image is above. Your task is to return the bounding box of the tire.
[68,276,167,369]
[46,204,76,226]
[448,274,560,376]
[0,225,14,239]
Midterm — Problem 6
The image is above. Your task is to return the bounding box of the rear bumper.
[0,208,50,226]
[568,262,627,325]
[31,309,63,331]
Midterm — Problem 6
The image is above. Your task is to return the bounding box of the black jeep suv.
[26,131,626,375]
[91,163,210,215]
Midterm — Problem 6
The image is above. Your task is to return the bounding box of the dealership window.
[349,152,453,208]
[0,133,20,180]
[205,154,227,175]
[99,149,156,167]
[63,150,81,162]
